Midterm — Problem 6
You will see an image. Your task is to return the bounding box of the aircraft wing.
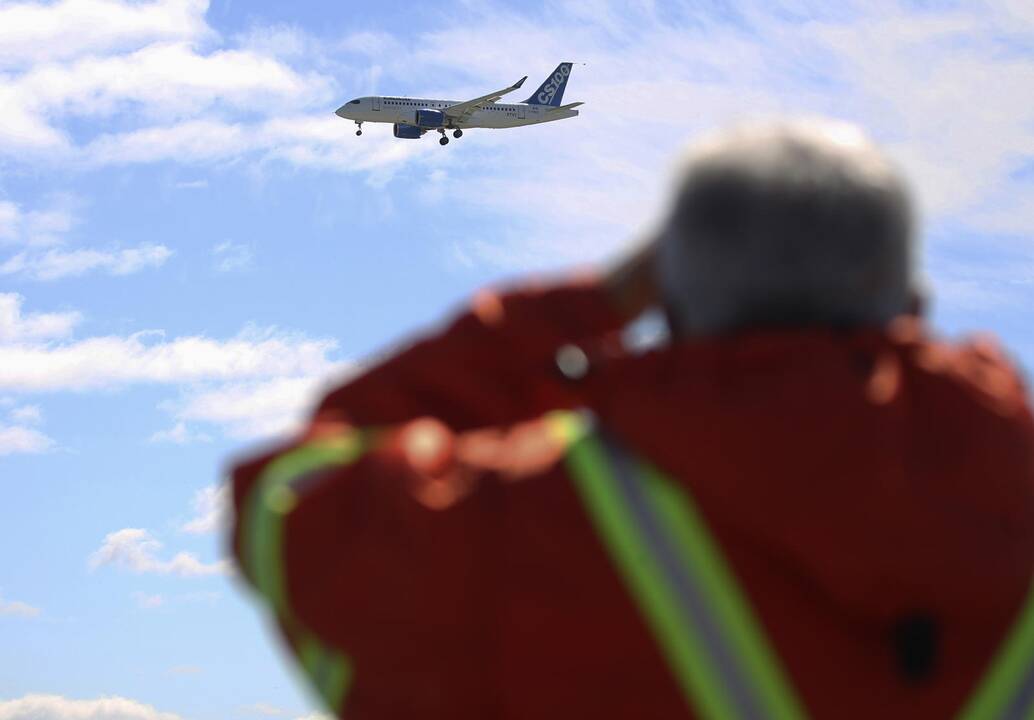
[443,76,528,121]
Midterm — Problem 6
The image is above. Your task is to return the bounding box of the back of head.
[657,119,915,336]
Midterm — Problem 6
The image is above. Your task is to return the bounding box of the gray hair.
[657,119,915,336]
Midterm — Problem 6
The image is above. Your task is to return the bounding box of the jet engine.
[393,123,424,139]
[415,108,446,128]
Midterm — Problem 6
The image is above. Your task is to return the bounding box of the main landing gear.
[355,121,363,136]
[438,128,462,145]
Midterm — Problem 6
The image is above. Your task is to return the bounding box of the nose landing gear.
[355,121,363,136]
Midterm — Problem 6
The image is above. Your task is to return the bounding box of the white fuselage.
[336,96,578,129]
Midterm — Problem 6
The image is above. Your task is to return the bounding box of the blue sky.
[0,1,1032,718]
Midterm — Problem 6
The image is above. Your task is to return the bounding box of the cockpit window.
[350,99,361,104]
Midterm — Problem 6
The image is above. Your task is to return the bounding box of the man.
[230,120,1034,718]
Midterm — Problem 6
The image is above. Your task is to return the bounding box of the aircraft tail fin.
[522,62,575,106]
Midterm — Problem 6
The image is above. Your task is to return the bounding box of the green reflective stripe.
[300,632,353,714]
[567,434,738,720]
[239,429,370,715]
[242,431,369,614]
[959,583,1034,720]
[564,417,806,720]
[643,465,805,720]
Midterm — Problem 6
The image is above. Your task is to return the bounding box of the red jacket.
[230,277,1034,719]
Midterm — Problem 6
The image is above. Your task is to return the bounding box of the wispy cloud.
[0,313,341,393]
[0,694,183,720]
[243,704,289,718]
[0,403,53,455]
[132,591,164,609]
[1,295,350,442]
[0,0,209,69]
[148,421,211,445]
[239,705,332,720]
[9,404,42,425]
[180,485,228,535]
[89,528,230,577]
[0,0,336,163]
[170,372,353,439]
[1,243,172,280]
[0,425,55,456]
[2,44,332,158]
[0,293,80,342]
[0,591,40,618]
[0,198,172,281]
[0,197,77,246]
[212,240,254,272]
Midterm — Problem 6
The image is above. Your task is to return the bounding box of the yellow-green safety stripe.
[959,581,1034,719]
[557,411,806,720]
[240,429,373,714]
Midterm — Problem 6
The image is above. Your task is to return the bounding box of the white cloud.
[148,421,211,445]
[0,694,183,720]
[81,115,429,178]
[178,590,220,605]
[0,0,209,69]
[243,704,288,717]
[1,243,172,281]
[239,706,331,720]
[89,528,230,577]
[0,0,336,159]
[0,198,170,281]
[0,425,55,455]
[2,405,48,450]
[132,591,164,609]
[0,201,20,241]
[0,322,339,393]
[0,591,40,618]
[172,372,352,439]
[19,203,78,247]
[8,405,41,425]
[212,240,254,272]
[0,87,67,152]
[0,0,423,177]
[235,24,313,60]
[0,293,80,342]
[180,484,228,535]
[0,295,349,442]
[337,30,401,58]
[15,41,332,121]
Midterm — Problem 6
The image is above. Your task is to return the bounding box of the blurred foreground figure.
[230,120,1034,719]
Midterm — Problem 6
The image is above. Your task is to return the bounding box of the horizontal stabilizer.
[547,102,584,112]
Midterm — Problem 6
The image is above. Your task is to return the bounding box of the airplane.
[334,62,583,145]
